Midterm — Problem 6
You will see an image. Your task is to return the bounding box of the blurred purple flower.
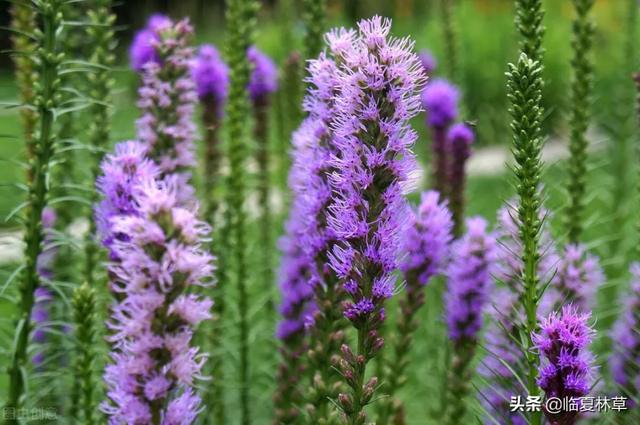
[247,46,278,103]
[421,78,459,129]
[550,244,604,312]
[399,190,453,286]
[418,49,437,76]
[129,14,171,72]
[610,263,640,404]
[191,44,229,104]
[445,217,497,342]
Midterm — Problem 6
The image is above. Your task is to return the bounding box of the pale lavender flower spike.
[445,217,498,342]
[551,243,604,311]
[102,176,214,424]
[399,190,453,286]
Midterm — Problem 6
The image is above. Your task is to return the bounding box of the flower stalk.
[5,0,64,416]
[565,0,595,243]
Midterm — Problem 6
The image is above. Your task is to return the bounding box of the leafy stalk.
[5,0,64,416]
[302,0,326,61]
[514,0,545,65]
[10,1,38,179]
[440,0,458,82]
[71,283,98,424]
[565,0,595,243]
[223,0,259,423]
[507,54,545,425]
[84,0,115,287]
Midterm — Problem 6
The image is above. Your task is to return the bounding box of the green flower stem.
[440,0,458,82]
[253,96,274,316]
[443,343,475,425]
[306,273,345,425]
[515,0,545,65]
[5,0,63,417]
[71,283,98,424]
[84,0,115,287]
[10,2,38,181]
[507,54,545,425]
[634,72,640,259]
[277,52,303,187]
[376,280,424,425]
[565,0,595,243]
[303,0,327,61]
[223,0,259,423]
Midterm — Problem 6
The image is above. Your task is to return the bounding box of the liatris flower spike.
[447,123,474,235]
[378,190,452,423]
[324,16,425,423]
[191,44,229,105]
[102,177,214,424]
[422,79,459,193]
[443,217,497,425]
[135,18,198,197]
[610,263,640,407]
[552,244,603,312]
[129,14,171,71]
[533,305,595,425]
[248,46,278,104]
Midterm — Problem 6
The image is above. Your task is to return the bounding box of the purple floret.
[418,49,437,75]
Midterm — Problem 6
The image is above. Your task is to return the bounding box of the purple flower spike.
[135,18,198,201]
[102,177,214,424]
[551,244,604,312]
[191,44,229,104]
[445,217,497,342]
[95,141,159,262]
[447,122,474,153]
[533,305,595,425]
[421,78,459,129]
[129,14,171,72]
[610,263,640,404]
[418,49,437,76]
[447,123,475,233]
[400,190,453,286]
[247,46,278,103]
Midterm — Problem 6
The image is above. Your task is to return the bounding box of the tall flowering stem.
[71,283,99,424]
[515,0,545,65]
[10,2,37,177]
[248,46,278,315]
[447,123,474,236]
[377,191,453,425]
[303,0,327,60]
[101,177,214,424]
[324,17,425,424]
[136,18,197,196]
[191,43,228,425]
[443,217,497,424]
[84,0,116,287]
[507,53,545,425]
[5,0,64,415]
[439,0,458,82]
[299,58,346,423]
[192,44,228,228]
[565,0,595,243]
[273,204,315,424]
[223,1,260,423]
[421,79,459,194]
[533,306,594,425]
